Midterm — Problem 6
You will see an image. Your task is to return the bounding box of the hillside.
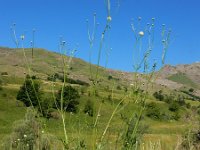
[0,47,200,96]
[156,63,200,96]
[0,47,200,149]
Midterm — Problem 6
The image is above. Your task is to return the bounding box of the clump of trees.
[146,102,162,120]
[17,75,81,117]
[153,90,192,110]
[145,102,181,121]
[56,85,80,113]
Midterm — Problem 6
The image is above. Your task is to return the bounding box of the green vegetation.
[56,85,80,113]
[168,72,198,88]
[16,75,41,107]
[0,0,199,149]
[83,99,94,117]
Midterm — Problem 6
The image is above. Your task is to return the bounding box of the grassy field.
[0,80,199,149]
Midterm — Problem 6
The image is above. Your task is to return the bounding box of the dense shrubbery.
[56,85,80,113]
[107,75,112,80]
[40,98,55,118]
[146,102,162,120]
[17,75,41,107]
[169,101,180,112]
[189,88,194,93]
[146,102,181,121]
[153,90,164,101]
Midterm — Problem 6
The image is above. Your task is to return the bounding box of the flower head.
[107,16,112,22]
[138,31,144,37]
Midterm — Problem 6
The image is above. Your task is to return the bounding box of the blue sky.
[0,0,199,71]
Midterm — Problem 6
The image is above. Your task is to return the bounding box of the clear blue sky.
[0,0,199,71]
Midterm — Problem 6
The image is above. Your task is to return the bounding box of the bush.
[56,85,80,113]
[84,100,94,117]
[16,76,41,107]
[169,101,180,112]
[108,75,113,80]
[153,90,164,101]
[116,85,121,90]
[146,102,161,120]
[189,88,194,93]
[40,98,54,118]
[164,94,174,104]
[1,72,8,76]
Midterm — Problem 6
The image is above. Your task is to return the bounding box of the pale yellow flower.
[138,31,144,37]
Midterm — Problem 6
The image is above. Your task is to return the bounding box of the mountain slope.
[0,47,199,95]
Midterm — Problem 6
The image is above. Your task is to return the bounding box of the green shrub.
[40,98,54,118]
[189,88,194,93]
[169,101,180,112]
[16,76,41,107]
[84,99,94,117]
[108,75,113,80]
[1,72,8,76]
[56,85,80,113]
[153,90,164,101]
[146,102,161,120]
[116,85,121,90]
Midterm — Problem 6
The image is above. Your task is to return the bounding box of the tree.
[17,77,41,107]
[146,102,161,119]
[56,85,80,113]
